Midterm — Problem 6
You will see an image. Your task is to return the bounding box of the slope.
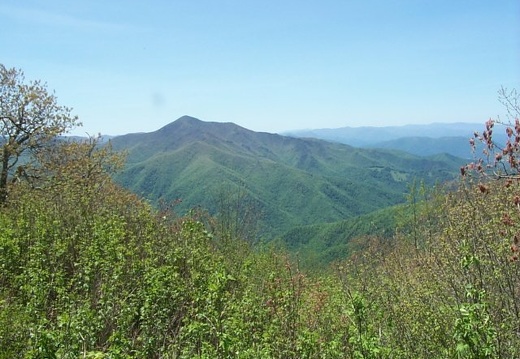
[284,122,481,147]
[111,116,464,237]
[367,136,472,158]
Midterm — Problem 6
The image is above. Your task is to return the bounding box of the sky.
[1,1,519,136]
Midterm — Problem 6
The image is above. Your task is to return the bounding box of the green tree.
[0,64,80,203]
[210,183,261,243]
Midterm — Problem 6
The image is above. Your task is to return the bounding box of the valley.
[110,115,466,264]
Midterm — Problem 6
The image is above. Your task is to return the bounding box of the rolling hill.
[284,122,481,147]
[110,116,465,238]
[284,122,506,159]
[368,136,472,158]
[275,205,400,269]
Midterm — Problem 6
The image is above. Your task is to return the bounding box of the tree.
[463,87,520,179]
[210,183,261,245]
[0,64,80,203]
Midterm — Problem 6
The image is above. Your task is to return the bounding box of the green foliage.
[3,133,512,358]
[276,205,398,271]
[332,173,520,358]
[454,285,497,359]
[346,291,387,359]
[2,90,520,358]
[0,135,357,358]
[111,116,463,238]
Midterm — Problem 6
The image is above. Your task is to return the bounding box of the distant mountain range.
[368,136,471,158]
[110,116,465,238]
[284,122,499,158]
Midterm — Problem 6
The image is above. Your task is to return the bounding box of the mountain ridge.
[284,122,483,149]
[110,116,465,238]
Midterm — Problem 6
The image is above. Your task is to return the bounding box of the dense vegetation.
[2,130,520,358]
[110,116,464,237]
[2,66,519,357]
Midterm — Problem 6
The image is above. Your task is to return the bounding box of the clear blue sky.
[2,1,519,135]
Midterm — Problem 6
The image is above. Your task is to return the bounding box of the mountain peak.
[157,115,254,138]
[175,115,202,124]
[148,116,258,150]
[157,115,202,131]
[152,116,208,138]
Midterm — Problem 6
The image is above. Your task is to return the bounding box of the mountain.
[284,122,495,157]
[284,122,481,145]
[110,116,465,238]
[369,136,473,158]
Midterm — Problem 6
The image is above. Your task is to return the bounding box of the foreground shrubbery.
[0,140,360,358]
[337,177,520,358]
[1,139,520,358]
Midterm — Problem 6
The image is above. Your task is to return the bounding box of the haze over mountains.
[110,116,465,240]
[284,122,489,158]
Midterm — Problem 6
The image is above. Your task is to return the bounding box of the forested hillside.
[110,116,464,238]
[366,136,471,158]
[2,121,520,358]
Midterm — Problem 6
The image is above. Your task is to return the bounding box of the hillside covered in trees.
[110,115,464,239]
[2,125,520,358]
[1,65,520,358]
